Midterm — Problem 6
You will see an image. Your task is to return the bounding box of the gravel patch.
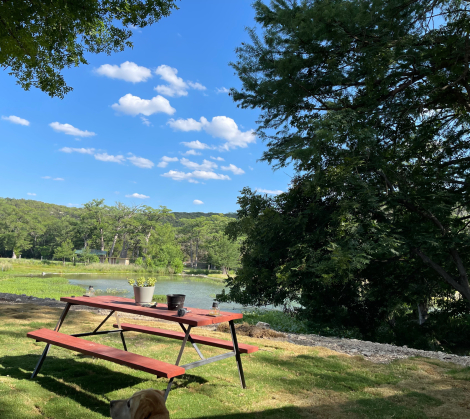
[2,292,469,367]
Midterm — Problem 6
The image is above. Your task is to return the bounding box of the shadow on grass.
[0,353,209,417]
[0,354,145,416]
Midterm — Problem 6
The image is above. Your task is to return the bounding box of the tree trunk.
[195,239,199,268]
[144,229,152,254]
[417,302,428,325]
[11,250,16,259]
[222,266,228,275]
[190,239,194,268]
[100,228,105,251]
[109,234,119,257]
[63,258,65,266]
[120,235,129,258]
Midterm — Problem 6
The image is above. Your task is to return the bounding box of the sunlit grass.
[1,304,470,418]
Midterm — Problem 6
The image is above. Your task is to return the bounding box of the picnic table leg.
[179,324,204,360]
[229,320,246,389]
[31,303,72,379]
[164,325,193,401]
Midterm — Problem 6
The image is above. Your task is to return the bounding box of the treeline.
[0,198,239,273]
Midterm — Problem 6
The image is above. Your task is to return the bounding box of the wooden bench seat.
[27,329,185,379]
[113,323,259,354]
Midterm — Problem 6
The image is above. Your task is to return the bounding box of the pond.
[56,274,252,313]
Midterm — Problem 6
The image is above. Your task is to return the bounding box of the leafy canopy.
[0,0,178,97]
[229,0,470,305]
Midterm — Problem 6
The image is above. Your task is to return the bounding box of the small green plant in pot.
[128,277,157,306]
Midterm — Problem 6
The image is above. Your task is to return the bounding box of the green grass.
[152,294,167,303]
[0,258,175,277]
[0,304,469,418]
[0,276,86,300]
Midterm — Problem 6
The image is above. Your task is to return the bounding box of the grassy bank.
[0,258,175,277]
[0,276,85,300]
[1,304,470,418]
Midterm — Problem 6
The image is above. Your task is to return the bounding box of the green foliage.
[152,294,167,302]
[240,309,310,334]
[135,257,144,266]
[53,240,74,264]
[0,0,178,97]
[222,0,470,351]
[128,276,156,287]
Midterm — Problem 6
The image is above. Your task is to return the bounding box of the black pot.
[167,294,186,310]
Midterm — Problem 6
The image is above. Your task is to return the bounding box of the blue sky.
[0,1,292,213]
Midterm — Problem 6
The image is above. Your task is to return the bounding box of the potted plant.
[128,277,157,306]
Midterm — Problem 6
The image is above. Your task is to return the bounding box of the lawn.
[0,304,469,418]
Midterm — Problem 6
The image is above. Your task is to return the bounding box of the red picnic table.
[27,296,258,399]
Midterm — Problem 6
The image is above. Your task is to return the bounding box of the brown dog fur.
[110,389,170,419]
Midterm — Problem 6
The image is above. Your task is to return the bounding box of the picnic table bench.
[27,296,258,399]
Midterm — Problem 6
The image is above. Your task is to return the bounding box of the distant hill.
[0,198,237,224]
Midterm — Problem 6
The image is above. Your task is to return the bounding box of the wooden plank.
[27,329,185,379]
[60,296,243,326]
[113,323,259,354]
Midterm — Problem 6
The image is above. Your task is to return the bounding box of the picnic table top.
[60,295,243,326]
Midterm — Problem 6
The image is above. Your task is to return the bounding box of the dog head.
[110,389,169,419]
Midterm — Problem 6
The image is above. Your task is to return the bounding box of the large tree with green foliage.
[229,0,470,301]
[0,0,178,97]
[219,0,470,348]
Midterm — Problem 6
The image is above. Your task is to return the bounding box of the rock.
[256,322,271,329]
[16,298,21,302]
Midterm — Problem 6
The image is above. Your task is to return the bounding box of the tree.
[0,0,178,98]
[179,217,208,267]
[229,0,470,306]
[53,239,74,266]
[204,215,240,275]
[0,204,32,258]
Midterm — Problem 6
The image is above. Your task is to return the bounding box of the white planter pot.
[133,286,155,305]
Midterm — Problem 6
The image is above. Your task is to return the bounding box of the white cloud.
[125,193,150,199]
[216,87,230,94]
[169,116,255,150]
[127,155,154,169]
[180,140,212,150]
[210,156,224,161]
[42,176,64,181]
[141,117,151,126]
[161,170,194,181]
[180,158,217,171]
[154,65,207,97]
[50,122,96,137]
[67,203,80,207]
[161,170,230,182]
[95,61,152,83]
[183,149,201,156]
[94,153,125,163]
[188,81,206,91]
[1,115,30,126]
[249,166,254,170]
[111,94,175,116]
[59,147,95,154]
[221,164,245,175]
[256,188,284,195]
[27,193,36,196]
[157,156,178,168]
[192,171,230,180]
[193,199,204,205]
[167,118,203,132]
